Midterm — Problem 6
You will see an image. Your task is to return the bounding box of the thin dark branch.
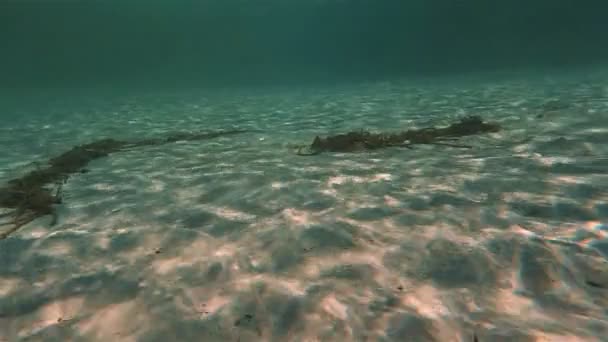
[0,129,249,240]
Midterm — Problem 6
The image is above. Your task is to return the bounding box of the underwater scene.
[1,1,607,341]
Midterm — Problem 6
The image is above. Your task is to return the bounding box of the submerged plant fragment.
[0,129,248,240]
[296,115,500,155]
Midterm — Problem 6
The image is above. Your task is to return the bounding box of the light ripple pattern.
[1,70,608,341]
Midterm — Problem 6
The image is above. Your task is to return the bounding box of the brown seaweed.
[296,116,500,156]
[0,129,247,240]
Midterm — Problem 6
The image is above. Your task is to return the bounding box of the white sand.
[1,69,607,341]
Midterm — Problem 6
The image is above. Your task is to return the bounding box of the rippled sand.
[1,70,607,341]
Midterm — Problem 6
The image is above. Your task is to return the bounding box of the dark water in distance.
[1,0,607,88]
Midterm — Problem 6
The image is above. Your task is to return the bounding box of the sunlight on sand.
[321,294,349,321]
[2,72,608,341]
[38,240,73,257]
[201,205,257,221]
[270,181,289,189]
[0,277,23,297]
[150,237,236,275]
[494,287,535,317]
[151,256,193,275]
[77,300,149,342]
[282,208,314,226]
[326,173,392,187]
[383,195,401,207]
[535,333,599,342]
[233,274,307,296]
[402,285,449,319]
[201,295,231,315]
[18,297,85,339]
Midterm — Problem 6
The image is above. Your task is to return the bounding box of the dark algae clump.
[0,130,248,239]
[296,115,500,155]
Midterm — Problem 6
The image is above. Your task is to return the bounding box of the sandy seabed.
[1,70,607,341]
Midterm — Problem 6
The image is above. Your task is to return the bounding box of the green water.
[1,0,607,89]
